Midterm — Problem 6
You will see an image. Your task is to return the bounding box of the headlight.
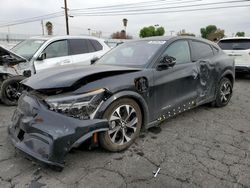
[45,89,105,120]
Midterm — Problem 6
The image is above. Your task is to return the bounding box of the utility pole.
[41,20,44,36]
[63,0,69,35]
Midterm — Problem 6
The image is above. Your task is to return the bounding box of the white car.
[0,36,110,105]
[11,35,110,73]
[218,37,250,74]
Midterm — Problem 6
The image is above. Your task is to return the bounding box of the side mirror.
[37,52,46,61]
[90,57,99,65]
[157,55,176,71]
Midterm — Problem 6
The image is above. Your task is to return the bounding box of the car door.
[68,39,94,65]
[190,40,216,103]
[152,40,200,119]
[34,39,72,73]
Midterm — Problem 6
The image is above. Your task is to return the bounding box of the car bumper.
[8,94,109,168]
[235,65,250,73]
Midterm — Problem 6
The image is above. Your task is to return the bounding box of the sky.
[0,0,249,38]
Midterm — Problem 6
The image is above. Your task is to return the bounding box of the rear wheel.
[212,77,233,107]
[99,98,142,152]
[0,76,25,106]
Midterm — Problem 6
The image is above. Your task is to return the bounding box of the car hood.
[22,64,142,90]
[0,45,27,66]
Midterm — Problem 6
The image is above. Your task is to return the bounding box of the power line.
[71,0,201,12]
[72,0,182,10]
[70,0,250,15]
[72,4,250,16]
[0,12,64,27]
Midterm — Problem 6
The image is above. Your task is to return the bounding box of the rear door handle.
[192,69,199,79]
[60,59,71,65]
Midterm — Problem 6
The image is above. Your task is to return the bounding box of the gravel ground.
[0,75,250,188]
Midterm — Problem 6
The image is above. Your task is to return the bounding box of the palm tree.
[45,21,53,35]
[122,18,128,38]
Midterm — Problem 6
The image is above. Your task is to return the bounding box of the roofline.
[28,35,106,41]
[219,37,250,40]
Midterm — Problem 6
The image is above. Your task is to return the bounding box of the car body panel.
[9,36,235,168]
[8,93,109,167]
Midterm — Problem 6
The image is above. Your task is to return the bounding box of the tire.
[0,76,25,106]
[99,98,142,152]
[212,77,233,107]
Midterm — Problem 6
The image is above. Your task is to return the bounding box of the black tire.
[0,76,25,106]
[212,77,233,107]
[99,98,142,152]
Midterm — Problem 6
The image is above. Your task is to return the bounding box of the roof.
[29,35,106,41]
[219,37,250,41]
[130,36,218,47]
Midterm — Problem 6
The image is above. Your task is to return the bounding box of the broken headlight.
[45,89,105,120]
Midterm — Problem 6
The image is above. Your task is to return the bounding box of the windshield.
[12,39,46,60]
[218,39,250,50]
[96,40,165,67]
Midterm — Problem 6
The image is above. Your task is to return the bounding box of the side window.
[89,39,103,51]
[69,39,89,55]
[162,40,191,64]
[86,40,96,53]
[44,40,68,59]
[192,41,214,60]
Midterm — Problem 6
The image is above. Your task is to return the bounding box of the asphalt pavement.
[0,75,250,188]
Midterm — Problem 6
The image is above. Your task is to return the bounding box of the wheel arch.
[95,90,149,129]
[219,70,235,86]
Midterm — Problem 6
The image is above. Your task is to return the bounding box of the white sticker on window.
[148,41,166,45]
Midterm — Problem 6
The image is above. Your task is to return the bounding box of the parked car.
[0,36,110,105]
[218,37,250,74]
[9,36,234,170]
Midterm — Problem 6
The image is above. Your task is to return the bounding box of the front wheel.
[212,77,233,107]
[0,76,25,106]
[99,98,142,152]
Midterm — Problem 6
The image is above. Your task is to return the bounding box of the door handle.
[192,69,199,79]
[60,59,71,65]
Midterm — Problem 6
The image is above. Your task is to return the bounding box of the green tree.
[200,25,225,41]
[139,26,165,38]
[235,32,245,37]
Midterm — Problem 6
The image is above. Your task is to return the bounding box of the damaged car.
[8,36,235,170]
[0,36,110,106]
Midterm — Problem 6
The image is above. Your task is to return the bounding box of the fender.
[219,69,235,86]
[95,90,149,129]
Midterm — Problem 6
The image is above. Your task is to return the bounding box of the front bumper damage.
[8,94,109,168]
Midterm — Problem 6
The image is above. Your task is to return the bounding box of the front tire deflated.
[99,98,142,152]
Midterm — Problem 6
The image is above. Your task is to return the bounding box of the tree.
[177,29,195,37]
[200,25,225,41]
[111,30,132,39]
[139,26,165,38]
[235,32,245,37]
[45,21,53,35]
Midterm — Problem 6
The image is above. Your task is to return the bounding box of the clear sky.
[0,0,249,38]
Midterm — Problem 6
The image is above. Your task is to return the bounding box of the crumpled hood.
[0,45,27,65]
[22,64,142,90]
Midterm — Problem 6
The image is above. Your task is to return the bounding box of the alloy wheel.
[108,105,138,145]
[220,82,232,104]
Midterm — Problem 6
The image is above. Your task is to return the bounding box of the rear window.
[69,39,89,55]
[89,39,103,51]
[191,41,214,60]
[218,39,250,50]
